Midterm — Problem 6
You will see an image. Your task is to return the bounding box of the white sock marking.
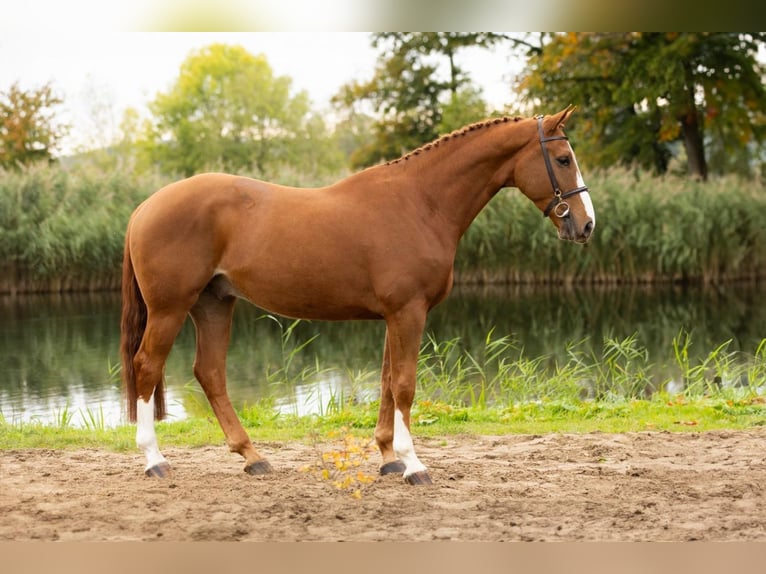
[393,409,427,478]
[136,394,168,471]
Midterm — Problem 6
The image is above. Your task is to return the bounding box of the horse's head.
[514,106,595,244]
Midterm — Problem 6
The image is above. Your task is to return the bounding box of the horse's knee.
[392,379,416,410]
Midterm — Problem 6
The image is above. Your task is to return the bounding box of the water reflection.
[1,284,764,426]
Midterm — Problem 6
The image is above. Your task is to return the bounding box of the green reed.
[168,319,766,416]
[0,163,164,293]
[3,163,766,294]
[79,405,107,431]
[413,328,766,409]
[262,315,326,387]
[457,169,766,284]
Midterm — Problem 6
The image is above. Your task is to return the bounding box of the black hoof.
[380,460,406,476]
[145,462,172,478]
[405,471,433,485]
[244,459,274,475]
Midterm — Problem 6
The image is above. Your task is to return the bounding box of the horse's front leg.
[375,329,407,476]
[379,304,432,485]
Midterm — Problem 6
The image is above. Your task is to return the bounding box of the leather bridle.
[537,115,589,218]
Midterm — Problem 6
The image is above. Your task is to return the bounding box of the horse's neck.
[392,120,531,240]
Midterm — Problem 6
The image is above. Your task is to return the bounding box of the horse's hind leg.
[190,291,272,475]
[134,310,188,477]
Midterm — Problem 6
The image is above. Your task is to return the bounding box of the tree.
[519,33,766,179]
[332,37,446,167]
[145,43,323,177]
[0,82,68,169]
[438,85,489,135]
[334,33,524,167]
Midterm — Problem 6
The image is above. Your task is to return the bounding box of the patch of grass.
[2,394,764,452]
[406,394,766,436]
[0,419,136,451]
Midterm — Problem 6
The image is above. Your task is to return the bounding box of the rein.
[537,116,589,218]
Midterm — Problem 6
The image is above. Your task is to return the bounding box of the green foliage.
[0,163,164,292]
[143,43,343,178]
[3,394,762,450]
[0,82,69,169]
[518,33,766,179]
[437,86,489,134]
[333,33,499,167]
[411,327,766,411]
[456,169,766,284]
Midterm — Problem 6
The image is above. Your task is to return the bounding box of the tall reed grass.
[188,316,766,417]
[457,170,766,285]
[414,328,766,409]
[2,163,765,293]
[0,163,164,294]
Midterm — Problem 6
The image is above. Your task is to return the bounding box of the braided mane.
[386,116,523,166]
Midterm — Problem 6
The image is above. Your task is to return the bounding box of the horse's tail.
[120,227,165,422]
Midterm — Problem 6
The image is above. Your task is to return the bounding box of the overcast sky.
[0,32,523,154]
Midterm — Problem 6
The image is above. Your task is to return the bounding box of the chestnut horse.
[120,106,595,484]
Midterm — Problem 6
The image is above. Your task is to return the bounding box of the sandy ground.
[2,430,765,542]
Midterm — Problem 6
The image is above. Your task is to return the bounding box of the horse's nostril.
[583,220,594,237]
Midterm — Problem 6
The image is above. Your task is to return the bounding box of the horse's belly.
[223,267,383,321]
[243,292,383,321]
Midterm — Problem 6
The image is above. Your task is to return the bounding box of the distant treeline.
[2,164,765,294]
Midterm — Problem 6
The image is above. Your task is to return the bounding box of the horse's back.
[129,173,299,249]
[132,173,280,221]
[127,173,384,318]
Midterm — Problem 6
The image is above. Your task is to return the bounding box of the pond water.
[1,284,765,426]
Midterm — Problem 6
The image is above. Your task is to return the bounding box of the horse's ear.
[544,105,576,133]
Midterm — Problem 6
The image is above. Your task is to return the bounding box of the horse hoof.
[380,460,406,475]
[405,471,433,485]
[145,462,172,478]
[244,459,273,475]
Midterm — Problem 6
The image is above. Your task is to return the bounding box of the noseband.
[537,116,589,218]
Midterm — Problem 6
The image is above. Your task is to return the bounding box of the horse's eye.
[556,156,571,167]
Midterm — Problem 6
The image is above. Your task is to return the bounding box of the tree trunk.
[680,109,708,181]
[679,62,708,181]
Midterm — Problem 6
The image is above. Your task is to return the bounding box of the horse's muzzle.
[559,217,594,244]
